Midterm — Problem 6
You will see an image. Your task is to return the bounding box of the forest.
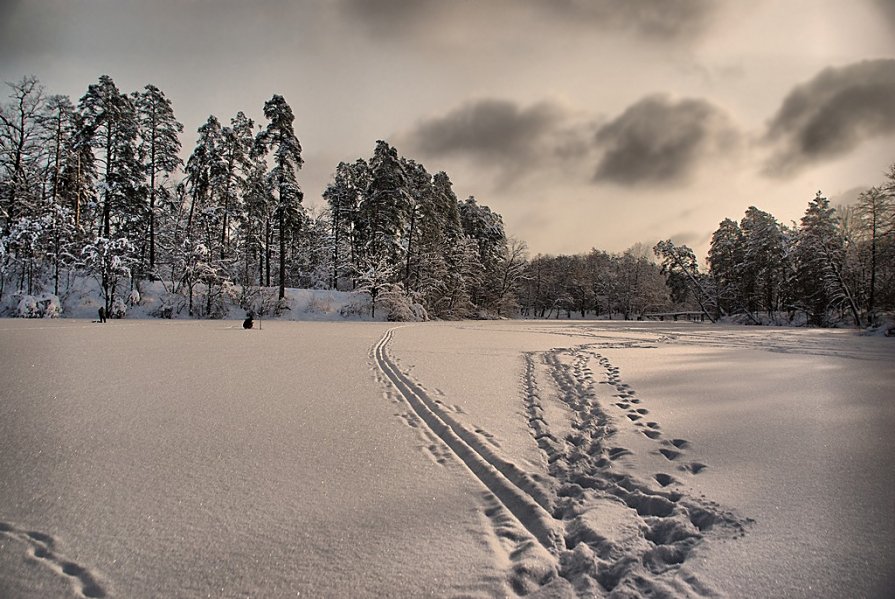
[1,75,893,326]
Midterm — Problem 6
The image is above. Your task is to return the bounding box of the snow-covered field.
[1,320,893,598]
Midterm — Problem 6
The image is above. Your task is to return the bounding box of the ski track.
[0,521,107,598]
[373,327,752,597]
[372,329,564,547]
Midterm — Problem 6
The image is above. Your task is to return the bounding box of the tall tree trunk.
[102,125,113,237]
[868,210,877,317]
[149,150,156,269]
[332,204,340,290]
[265,217,271,287]
[278,209,286,300]
[405,204,416,288]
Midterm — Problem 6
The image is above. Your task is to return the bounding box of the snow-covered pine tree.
[707,217,750,320]
[255,95,304,300]
[240,154,273,287]
[400,158,432,290]
[133,84,183,271]
[78,75,144,240]
[218,112,254,266]
[356,141,410,272]
[459,196,507,312]
[794,192,862,326]
[413,171,462,313]
[323,159,367,289]
[739,206,789,317]
[185,116,225,241]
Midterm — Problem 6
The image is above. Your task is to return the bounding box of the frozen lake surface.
[1,320,893,597]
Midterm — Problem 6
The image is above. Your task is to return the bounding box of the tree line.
[524,178,894,326]
[2,75,893,325]
[660,177,895,327]
[0,75,521,319]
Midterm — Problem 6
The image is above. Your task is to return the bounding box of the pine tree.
[707,217,750,320]
[794,192,862,326]
[323,159,367,289]
[133,84,182,270]
[400,158,432,289]
[459,196,507,311]
[241,155,273,286]
[255,95,304,300]
[740,206,788,316]
[78,75,144,239]
[185,116,224,240]
[414,171,463,311]
[218,112,254,264]
[357,141,409,270]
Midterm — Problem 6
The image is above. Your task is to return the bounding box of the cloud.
[334,0,443,37]
[545,0,718,40]
[402,98,574,169]
[764,59,895,177]
[871,0,895,31]
[336,0,718,42]
[593,95,740,186]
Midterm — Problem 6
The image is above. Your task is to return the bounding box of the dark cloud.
[764,59,895,177]
[545,0,717,40]
[593,95,739,186]
[871,0,895,31]
[403,98,567,165]
[335,0,443,37]
[337,0,717,42]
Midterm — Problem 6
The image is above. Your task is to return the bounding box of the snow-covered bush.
[16,293,61,318]
[863,316,895,337]
[274,297,291,316]
[40,295,61,318]
[17,295,39,318]
[77,237,137,314]
[306,293,334,314]
[110,297,127,319]
[128,289,141,306]
[382,286,428,322]
[340,293,371,318]
[231,284,278,317]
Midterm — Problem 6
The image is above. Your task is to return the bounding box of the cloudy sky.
[2,0,894,260]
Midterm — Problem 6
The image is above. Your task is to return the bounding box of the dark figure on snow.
[98,307,107,323]
[243,313,254,330]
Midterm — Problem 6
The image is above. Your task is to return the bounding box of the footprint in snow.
[658,448,681,461]
[654,473,677,487]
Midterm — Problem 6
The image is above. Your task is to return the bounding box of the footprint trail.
[0,521,107,598]
[373,328,751,597]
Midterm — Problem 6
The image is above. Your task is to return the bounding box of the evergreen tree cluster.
[324,141,517,319]
[664,172,895,326]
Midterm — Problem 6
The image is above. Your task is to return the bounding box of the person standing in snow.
[98,307,107,323]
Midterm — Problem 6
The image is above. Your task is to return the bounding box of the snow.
[1,320,893,597]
